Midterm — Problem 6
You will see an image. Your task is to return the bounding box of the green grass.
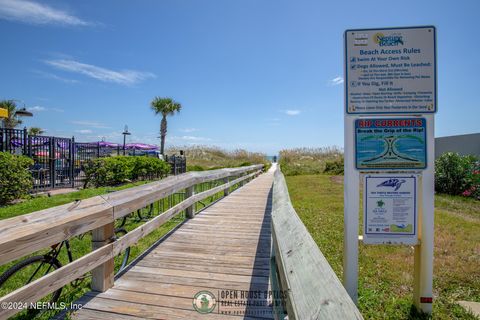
[285,174,480,320]
[0,178,239,320]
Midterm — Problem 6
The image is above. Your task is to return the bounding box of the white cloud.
[283,110,301,116]
[75,129,93,134]
[27,105,64,113]
[0,0,91,26]
[182,136,211,141]
[329,76,344,86]
[266,118,280,126]
[180,128,198,133]
[71,120,111,129]
[44,59,156,86]
[171,135,212,142]
[33,70,79,84]
[28,105,45,112]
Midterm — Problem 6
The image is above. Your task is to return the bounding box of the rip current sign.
[355,118,427,170]
[364,174,418,245]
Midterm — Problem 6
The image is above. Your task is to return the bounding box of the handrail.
[271,168,363,320]
[0,164,263,319]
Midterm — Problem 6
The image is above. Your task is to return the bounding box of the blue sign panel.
[355,118,426,170]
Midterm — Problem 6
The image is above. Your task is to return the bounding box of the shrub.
[133,156,171,180]
[84,156,170,187]
[0,152,33,205]
[435,152,478,197]
[324,157,344,175]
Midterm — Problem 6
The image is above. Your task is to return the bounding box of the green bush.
[84,156,170,187]
[435,152,478,197]
[0,152,33,205]
[133,156,171,180]
[324,157,344,175]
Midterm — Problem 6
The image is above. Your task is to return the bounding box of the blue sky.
[0,0,478,155]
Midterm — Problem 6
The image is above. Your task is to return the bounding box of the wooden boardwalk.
[72,167,275,320]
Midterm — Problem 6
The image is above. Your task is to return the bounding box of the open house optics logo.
[193,291,217,314]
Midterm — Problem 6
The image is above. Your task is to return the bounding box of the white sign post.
[343,26,436,314]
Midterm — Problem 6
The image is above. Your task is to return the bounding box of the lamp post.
[122,125,131,156]
[14,107,33,117]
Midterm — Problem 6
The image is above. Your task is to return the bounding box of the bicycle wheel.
[0,255,63,315]
[113,228,130,273]
[115,216,128,229]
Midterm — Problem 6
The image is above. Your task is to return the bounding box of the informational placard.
[355,118,426,170]
[345,26,436,114]
[364,174,418,245]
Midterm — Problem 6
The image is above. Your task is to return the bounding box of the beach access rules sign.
[364,174,418,245]
[345,26,436,114]
[355,118,426,170]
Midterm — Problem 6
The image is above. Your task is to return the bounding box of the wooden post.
[91,222,114,292]
[223,177,229,196]
[186,185,195,218]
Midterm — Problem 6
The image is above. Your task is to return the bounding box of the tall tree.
[0,100,22,129]
[150,97,182,155]
[28,127,44,136]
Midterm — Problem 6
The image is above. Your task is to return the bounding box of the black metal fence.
[166,155,187,175]
[0,128,187,191]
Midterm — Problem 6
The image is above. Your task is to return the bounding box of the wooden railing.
[270,168,363,320]
[0,164,263,319]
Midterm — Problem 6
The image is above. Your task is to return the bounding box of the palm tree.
[150,97,182,155]
[0,100,22,129]
[28,127,44,136]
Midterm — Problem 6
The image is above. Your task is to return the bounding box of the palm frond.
[150,96,182,116]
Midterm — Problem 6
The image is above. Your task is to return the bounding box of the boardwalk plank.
[71,168,274,320]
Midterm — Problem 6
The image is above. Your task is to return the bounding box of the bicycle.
[0,228,130,315]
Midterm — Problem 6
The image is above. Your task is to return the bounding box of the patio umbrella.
[125,143,158,150]
[81,141,120,148]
